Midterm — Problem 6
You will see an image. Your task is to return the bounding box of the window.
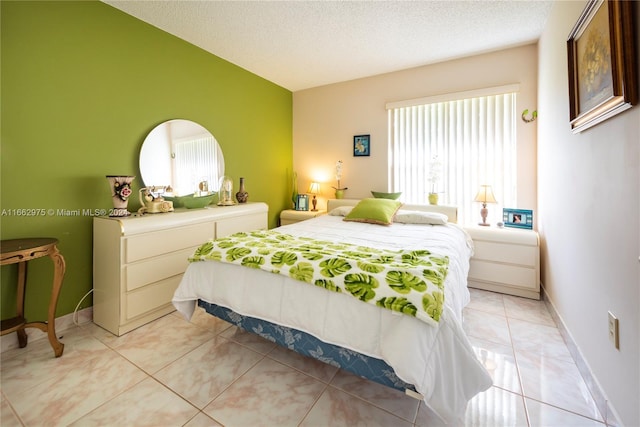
[387,85,518,225]
[173,135,222,196]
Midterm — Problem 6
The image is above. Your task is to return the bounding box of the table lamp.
[308,182,320,211]
[474,185,497,226]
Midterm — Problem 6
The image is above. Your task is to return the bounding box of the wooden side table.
[1,238,66,357]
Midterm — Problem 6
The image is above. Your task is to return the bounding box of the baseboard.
[541,285,621,427]
[1,307,93,354]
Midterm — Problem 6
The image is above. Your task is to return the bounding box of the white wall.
[293,44,538,225]
[537,2,639,425]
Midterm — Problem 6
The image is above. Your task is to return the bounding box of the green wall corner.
[1,1,293,321]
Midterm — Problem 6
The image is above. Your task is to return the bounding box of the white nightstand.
[280,209,326,226]
[465,226,540,299]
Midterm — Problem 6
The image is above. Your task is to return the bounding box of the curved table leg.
[47,246,65,357]
[16,261,28,348]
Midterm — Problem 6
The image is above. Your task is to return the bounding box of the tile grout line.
[504,311,533,427]
[296,382,331,427]
[504,296,608,426]
[162,327,270,414]
[261,346,416,424]
[1,390,26,427]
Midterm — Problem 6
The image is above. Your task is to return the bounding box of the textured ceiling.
[103,0,553,91]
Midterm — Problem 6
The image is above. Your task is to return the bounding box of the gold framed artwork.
[567,0,637,133]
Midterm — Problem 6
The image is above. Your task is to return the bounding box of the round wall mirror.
[139,119,225,196]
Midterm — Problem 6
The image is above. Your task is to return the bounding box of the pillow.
[394,210,448,225]
[328,206,353,216]
[371,191,402,200]
[343,198,402,225]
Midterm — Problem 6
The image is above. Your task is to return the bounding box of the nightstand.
[465,226,540,299]
[280,209,327,226]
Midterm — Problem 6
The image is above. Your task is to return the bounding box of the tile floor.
[1,289,607,426]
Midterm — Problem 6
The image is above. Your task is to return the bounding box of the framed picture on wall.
[567,0,638,133]
[296,194,309,211]
[353,134,370,157]
[503,208,533,230]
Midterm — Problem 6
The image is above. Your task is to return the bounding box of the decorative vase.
[236,177,249,203]
[428,193,439,205]
[106,175,135,217]
[291,171,298,209]
[335,189,344,199]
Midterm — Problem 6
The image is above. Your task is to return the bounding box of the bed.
[172,198,491,423]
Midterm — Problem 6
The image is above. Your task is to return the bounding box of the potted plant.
[427,156,442,205]
[332,160,348,199]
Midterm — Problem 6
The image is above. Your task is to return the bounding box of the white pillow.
[394,210,448,225]
[328,206,353,216]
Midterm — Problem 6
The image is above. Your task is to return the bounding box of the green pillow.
[371,191,402,200]
[344,198,403,225]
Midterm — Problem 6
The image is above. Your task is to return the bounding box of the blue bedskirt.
[198,300,415,392]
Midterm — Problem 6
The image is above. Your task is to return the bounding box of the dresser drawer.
[469,259,537,289]
[125,222,214,263]
[217,213,267,238]
[125,247,195,292]
[473,241,537,266]
[124,275,182,321]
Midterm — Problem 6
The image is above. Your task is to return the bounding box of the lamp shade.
[308,182,320,194]
[473,185,497,204]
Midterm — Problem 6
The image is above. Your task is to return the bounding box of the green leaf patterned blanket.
[189,230,450,326]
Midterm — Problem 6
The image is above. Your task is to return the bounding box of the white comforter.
[173,214,491,423]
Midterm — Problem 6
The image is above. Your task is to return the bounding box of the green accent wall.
[1,1,293,321]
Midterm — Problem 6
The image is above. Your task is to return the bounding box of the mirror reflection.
[139,119,224,196]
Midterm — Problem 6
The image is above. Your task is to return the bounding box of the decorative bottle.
[236,177,249,203]
[291,171,298,209]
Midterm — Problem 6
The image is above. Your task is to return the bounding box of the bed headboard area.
[327,199,459,224]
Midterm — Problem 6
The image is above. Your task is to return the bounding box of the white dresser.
[93,203,268,335]
[465,226,540,299]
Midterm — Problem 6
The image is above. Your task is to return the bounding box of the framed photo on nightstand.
[296,194,309,211]
[503,208,533,229]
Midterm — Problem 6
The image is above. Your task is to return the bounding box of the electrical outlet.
[608,311,619,350]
